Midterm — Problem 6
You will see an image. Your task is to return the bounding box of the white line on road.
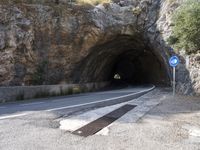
[0,86,155,120]
[0,113,31,120]
[45,86,155,112]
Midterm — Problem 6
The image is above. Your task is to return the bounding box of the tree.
[168,0,200,54]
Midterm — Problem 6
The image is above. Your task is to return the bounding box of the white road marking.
[0,112,31,120]
[182,124,200,137]
[0,86,155,120]
[19,102,45,106]
[60,87,164,135]
[60,102,126,131]
[97,94,167,136]
[45,86,155,112]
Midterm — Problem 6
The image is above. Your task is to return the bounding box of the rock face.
[154,0,200,96]
[0,0,199,95]
[176,54,200,96]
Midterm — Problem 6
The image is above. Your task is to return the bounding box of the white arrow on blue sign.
[169,55,179,96]
[169,56,179,67]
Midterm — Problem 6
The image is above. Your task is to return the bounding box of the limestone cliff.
[0,0,199,95]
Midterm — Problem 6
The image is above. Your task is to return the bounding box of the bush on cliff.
[168,0,200,54]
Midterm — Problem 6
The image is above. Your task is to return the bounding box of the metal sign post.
[169,55,179,97]
[173,66,176,96]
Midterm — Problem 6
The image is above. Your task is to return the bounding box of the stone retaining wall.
[0,82,109,103]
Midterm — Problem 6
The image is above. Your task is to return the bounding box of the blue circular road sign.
[169,56,179,67]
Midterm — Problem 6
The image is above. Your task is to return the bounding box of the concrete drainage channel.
[59,85,155,137]
[72,104,137,137]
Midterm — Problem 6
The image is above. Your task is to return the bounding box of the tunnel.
[71,35,170,87]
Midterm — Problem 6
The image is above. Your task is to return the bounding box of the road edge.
[46,85,156,113]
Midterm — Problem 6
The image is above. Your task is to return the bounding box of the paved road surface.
[0,87,199,150]
[0,85,153,120]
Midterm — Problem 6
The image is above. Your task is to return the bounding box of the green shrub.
[166,36,178,45]
[168,0,200,54]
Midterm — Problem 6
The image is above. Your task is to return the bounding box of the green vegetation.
[168,0,200,54]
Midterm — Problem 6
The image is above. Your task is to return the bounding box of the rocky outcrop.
[0,3,138,85]
[154,0,200,96]
[0,0,199,95]
[176,54,200,96]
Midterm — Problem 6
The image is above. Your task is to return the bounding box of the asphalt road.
[0,85,154,120]
[0,86,199,150]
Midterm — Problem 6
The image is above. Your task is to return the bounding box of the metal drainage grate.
[72,104,137,137]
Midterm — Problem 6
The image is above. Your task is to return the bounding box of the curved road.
[0,85,154,120]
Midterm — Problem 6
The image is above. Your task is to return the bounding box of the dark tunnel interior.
[71,35,170,87]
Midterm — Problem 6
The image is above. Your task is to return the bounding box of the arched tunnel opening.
[71,35,170,88]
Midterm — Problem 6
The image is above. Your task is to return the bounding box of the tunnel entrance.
[71,35,170,87]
